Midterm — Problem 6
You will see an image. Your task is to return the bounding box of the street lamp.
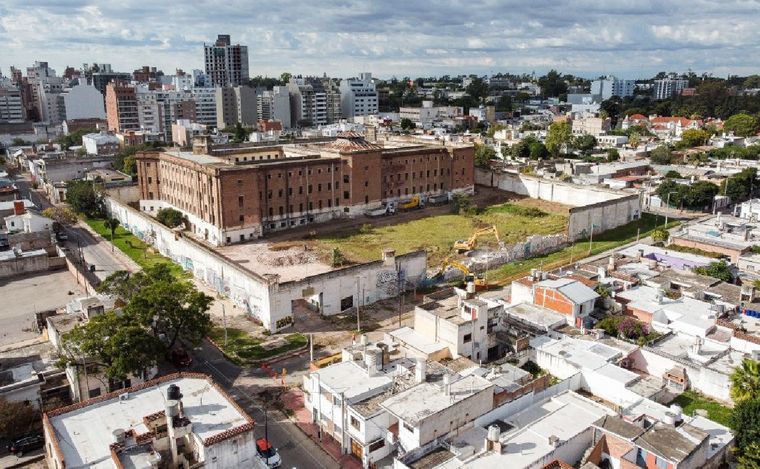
[664,191,678,226]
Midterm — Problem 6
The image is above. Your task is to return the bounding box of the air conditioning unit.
[119,392,130,401]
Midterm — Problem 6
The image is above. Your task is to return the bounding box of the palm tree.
[731,358,760,403]
[103,218,120,253]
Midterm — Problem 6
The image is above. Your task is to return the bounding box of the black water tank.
[167,384,182,401]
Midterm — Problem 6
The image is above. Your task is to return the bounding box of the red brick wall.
[534,287,574,315]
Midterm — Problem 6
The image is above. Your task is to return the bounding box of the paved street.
[189,339,340,469]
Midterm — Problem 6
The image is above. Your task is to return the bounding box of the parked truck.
[365,201,397,217]
[399,196,424,211]
[427,193,450,205]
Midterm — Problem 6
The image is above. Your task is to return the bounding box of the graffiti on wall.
[467,233,569,272]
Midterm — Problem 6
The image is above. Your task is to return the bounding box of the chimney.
[415,358,427,384]
[382,248,396,266]
[548,435,560,447]
[485,424,501,452]
[443,374,451,396]
[13,200,25,216]
[608,254,617,272]
[655,289,664,304]
[637,249,644,261]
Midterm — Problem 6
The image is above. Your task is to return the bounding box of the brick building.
[136,133,474,245]
[105,83,139,132]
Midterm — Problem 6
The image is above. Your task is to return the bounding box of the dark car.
[8,434,44,456]
[170,349,193,368]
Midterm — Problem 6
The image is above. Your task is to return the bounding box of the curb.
[6,454,44,469]
[77,220,141,272]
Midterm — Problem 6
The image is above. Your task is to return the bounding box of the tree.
[156,207,186,228]
[731,359,760,403]
[664,170,683,179]
[0,398,38,439]
[606,148,620,162]
[685,180,720,210]
[66,180,103,217]
[465,77,489,104]
[42,206,78,232]
[537,70,567,98]
[725,113,759,137]
[694,260,732,282]
[651,228,669,242]
[722,168,757,202]
[104,218,120,246]
[232,122,249,143]
[529,141,549,160]
[60,311,164,381]
[126,280,213,352]
[649,145,673,165]
[737,442,760,469]
[400,118,414,130]
[679,128,711,147]
[474,144,497,167]
[546,121,572,156]
[628,132,641,149]
[280,72,292,84]
[731,398,760,457]
[574,134,597,154]
[331,248,346,267]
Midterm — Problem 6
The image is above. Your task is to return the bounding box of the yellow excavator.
[453,225,502,253]
[432,258,490,290]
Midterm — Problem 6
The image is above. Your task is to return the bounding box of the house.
[82,131,120,155]
[669,215,757,262]
[44,373,263,469]
[511,272,600,328]
[4,203,52,234]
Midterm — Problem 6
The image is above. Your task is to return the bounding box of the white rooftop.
[381,373,492,425]
[48,376,250,469]
[617,285,716,336]
[530,335,621,378]
[313,360,393,402]
[685,415,734,460]
[388,326,450,356]
[504,302,567,330]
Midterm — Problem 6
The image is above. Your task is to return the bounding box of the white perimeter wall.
[475,169,642,240]
[105,197,426,331]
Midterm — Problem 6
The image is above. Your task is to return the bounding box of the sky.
[1,0,760,80]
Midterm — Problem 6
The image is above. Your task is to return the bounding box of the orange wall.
[534,287,574,315]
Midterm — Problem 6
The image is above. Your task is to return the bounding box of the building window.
[343,175,349,184]
[344,191,350,199]
[369,439,385,452]
[238,196,244,207]
[463,333,472,343]
[350,415,360,430]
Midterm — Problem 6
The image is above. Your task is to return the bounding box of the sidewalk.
[282,389,363,469]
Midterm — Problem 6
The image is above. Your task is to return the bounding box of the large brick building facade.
[136,133,474,245]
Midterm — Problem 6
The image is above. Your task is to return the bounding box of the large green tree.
[474,143,497,167]
[679,128,711,148]
[66,180,103,217]
[156,208,186,228]
[537,70,567,98]
[650,145,673,165]
[574,135,597,154]
[725,113,759,137]
[546,121,572,156]
[60,311,164,381]
[0,398,39,439]
[465,77,489,104]
[732,359,760,403]
[722,167,757,202]
[731,399,760,458]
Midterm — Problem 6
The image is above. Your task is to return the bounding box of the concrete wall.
[0,252,66,279]
[104,196,426,332]
[475,169,642,240]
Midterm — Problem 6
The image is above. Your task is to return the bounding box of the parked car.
[8,434,44,456]
[55,231,68,241]
[256,438,281,468]
[170,348,192,368]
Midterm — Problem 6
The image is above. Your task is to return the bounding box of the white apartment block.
[340,72,379,121]
[655,76,688,100]
[571,116,612,137]
[287,77,328,126]
[191,87,218,127]
[591,75,636,100]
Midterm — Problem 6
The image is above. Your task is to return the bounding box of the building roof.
[0,199,35,211]
[593,415,645,440]
[380,373,492,425]
[388,326,450,356]
[313,359,393,402]
[635,423,707,464]
[617,284,716,334]
[535,278,599,304]
[46,373,253,469]
[503,302,567,331]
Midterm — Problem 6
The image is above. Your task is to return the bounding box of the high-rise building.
[321,77,343,124]
[591,75,636,101]
[287,77,327,127]
[0,79,24,123]
[340,72,378,120]
[105,83,139,132]
[257,86,291,128]
[62,84,106,120]
[190,87,218,127]
[654,76,689,100]
[215,86,257,129]
[203,34,249,87]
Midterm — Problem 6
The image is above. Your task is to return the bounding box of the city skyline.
[1,0,760,79]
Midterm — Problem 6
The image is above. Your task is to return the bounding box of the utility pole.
[588,223,594,255]
[221,303,228,347]
[356,276,361,332]
[664,191,677,226]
